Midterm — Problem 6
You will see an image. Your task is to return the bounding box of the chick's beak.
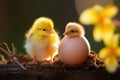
[63,31,69,35]
[49,30,54,35]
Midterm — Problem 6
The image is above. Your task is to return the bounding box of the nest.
[0,42,120,80]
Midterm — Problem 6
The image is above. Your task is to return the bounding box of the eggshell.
[58,36,90,65]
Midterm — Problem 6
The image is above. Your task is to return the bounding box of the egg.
[58,22,90,65]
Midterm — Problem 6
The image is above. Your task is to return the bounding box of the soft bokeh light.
[75,0,113,14]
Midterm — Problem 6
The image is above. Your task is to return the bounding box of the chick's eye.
[42,28,46,31]
[70,30,78,33]
[37,28,46,31]
[71,30,75,33]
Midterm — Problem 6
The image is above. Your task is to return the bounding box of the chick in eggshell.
[58,22,90,65]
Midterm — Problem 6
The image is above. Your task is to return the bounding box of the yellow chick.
[59,22,90,65]
[24,17,60,63]
[64,22,85,37]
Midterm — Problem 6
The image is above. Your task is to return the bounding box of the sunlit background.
[0,0,119,53]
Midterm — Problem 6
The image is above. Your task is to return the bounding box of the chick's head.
[32,17,55,37]
[64,22,85,38]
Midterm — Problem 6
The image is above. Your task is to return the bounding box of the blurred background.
[0,0,119,53]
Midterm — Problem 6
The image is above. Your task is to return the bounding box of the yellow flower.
[99,34,120,73]
[79,4,118,42]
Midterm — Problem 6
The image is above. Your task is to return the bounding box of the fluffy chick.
[64,22,85,37]
[24,17,60,63]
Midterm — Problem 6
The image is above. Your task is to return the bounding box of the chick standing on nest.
[59,22,90,65]
[24,17,60,63]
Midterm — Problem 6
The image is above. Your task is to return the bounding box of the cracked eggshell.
[58,36,90,65]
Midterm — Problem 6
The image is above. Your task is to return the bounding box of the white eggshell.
[58,36,90,65]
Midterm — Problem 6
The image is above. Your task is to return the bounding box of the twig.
[12,43,17,55]
[0,42,27,71]
[1,42,12,54]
